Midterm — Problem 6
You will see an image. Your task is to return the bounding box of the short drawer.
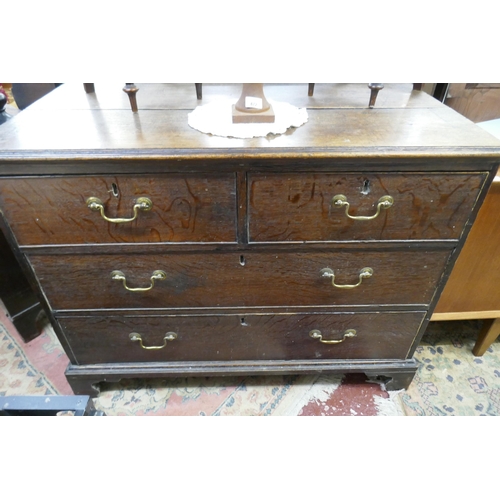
[58,311,426,364]
[248,172,486,242]
[0,174,237,245]
[29,248,451,310]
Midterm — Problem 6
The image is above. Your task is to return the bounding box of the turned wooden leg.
[122,83,139,112]
[308,83,315,96]
[83,83,95,93]
[195,83,202,100]
[368,83,384,108]
[472,318,500,356]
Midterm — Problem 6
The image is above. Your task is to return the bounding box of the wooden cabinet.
[0,83,499,395]
[445,84,500,123]
[432,169,500,355]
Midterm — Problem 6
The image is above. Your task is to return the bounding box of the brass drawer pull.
[321,267,373,289]
[332,194,393,220]
[129,332,177,350]
[87,196,152,223]
[111,270,166,292]
[309,329,357,344]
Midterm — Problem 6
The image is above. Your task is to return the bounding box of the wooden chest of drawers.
[1,83,499,396]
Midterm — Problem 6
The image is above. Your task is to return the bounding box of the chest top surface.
[1,83,500,169]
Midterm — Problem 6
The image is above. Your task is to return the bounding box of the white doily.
[187,99,308,138]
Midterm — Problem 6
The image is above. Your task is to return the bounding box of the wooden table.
[0,83,499,395]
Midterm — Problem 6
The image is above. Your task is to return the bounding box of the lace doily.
[188,99,308,138]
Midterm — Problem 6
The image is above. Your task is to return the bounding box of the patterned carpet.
[1,303,499,415]
[397,321,500,415]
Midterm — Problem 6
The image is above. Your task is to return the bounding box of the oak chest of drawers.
[1,83,499,396]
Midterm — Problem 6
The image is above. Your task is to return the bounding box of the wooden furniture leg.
[308,83,420,104]
[122,83,139,112]
[472,318,500,356]
[83,83,95,93]
[195,83,202,99]
[368,83,384,108]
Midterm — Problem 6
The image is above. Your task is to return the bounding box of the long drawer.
[0,174,237,245]
[248,172,486,242]
[59,311,426,364]
[29,248,451,310]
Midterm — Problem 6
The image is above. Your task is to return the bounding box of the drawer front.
[248,172,486,242]
[29,249,451,310]
[59,311,426,364]
[0,174,237,245]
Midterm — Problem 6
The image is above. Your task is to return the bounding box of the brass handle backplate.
[332,194,393,220]
[111,270,166,292]
[87,196,152,223]
[309,329,357,344]
[129,332,177,350]
[321,267,373,289]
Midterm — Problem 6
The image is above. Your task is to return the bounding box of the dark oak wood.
[248,172,486,242]
[65,358,420,395]
[4,105,499,153]
[0,83,499,395]
[0,174,237,245]
[28,248,451,310]
[59,311,426,364]
[365,363,419,391]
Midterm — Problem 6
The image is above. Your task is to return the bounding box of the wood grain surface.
[249,172,486,242]
[28,248,451,310]
[1,83,499,391]
[1,84,500,156]
[59,311,426,364]
[434,171,500,314]
[0,174,237,245]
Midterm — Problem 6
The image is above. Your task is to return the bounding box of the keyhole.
[361,179,370,195]
[110,182,119,197]
[241,317,248,326]
[239,255,246,266]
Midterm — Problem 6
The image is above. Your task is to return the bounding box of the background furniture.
[308,83,423,107]
[11,83,60,110]
[444,84,500,123]
[0,91,43,342]
[432,164,500,356]
[84,83,203,111]
[0,83,498,396]
[431,85,500,355]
